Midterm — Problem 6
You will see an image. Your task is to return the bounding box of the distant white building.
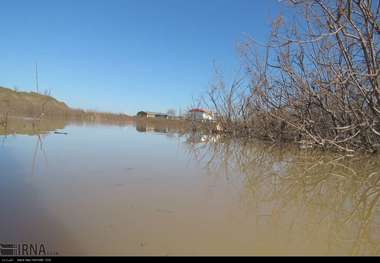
[188,108,214,122]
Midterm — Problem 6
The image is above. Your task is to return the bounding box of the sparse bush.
[202,0,380,153]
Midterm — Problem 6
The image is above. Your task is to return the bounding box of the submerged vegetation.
[200,0,380,153]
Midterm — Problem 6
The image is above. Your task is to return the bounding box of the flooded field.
[1,119,380,256]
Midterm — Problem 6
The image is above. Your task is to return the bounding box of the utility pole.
[35,63,39,93]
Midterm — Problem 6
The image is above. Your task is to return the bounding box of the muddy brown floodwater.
[0,119,379,256]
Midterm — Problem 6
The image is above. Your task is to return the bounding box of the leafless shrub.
[203,0,380,153]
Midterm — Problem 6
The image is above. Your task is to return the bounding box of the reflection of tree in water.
[185,137,380,255]
[31,134,49,177]
[1,118,55,176]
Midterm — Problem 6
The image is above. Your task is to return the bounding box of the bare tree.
[203,0,380,153]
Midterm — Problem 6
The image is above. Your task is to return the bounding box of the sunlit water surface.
[1,121,379,256]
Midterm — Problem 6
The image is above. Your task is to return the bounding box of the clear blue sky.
[0,0,288,115]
